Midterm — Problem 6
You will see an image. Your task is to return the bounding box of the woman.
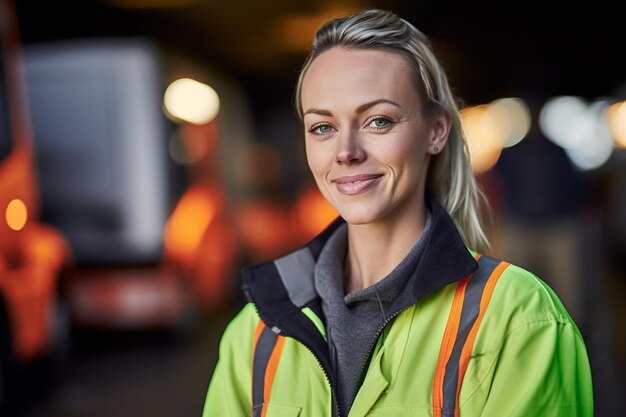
[203,8,593,417]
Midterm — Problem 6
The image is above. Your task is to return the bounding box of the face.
[300,47,450,226]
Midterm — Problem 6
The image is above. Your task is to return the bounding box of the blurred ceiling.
[14,0,625,109]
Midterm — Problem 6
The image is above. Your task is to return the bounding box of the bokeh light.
[163,78,220,125]
[539,96,589,149]
[461,104,504,174]
[607,100,626,148]
[540,96,614,170]
[6,198,28,231]
[292,184,338,242]
[489,97,531,148]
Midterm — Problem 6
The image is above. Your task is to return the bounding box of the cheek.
[379,135,422,164]
[379,134,428,177]
[305,141,328,176]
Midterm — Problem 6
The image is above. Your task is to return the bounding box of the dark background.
[15,0,626,112]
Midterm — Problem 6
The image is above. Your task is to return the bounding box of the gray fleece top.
[314,212,432,416]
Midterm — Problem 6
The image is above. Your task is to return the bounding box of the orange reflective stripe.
[261,335,286,417]
[454,260,509,416]
[432,272,473,417]
[251,321,286,417]
[433,254,508,417]
[253,320,265,350]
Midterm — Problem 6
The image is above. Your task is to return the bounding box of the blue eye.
[310,124,334,135]
[368,117,392,130]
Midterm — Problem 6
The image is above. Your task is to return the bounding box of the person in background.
[202,8,593,417]
[492,92,587,329]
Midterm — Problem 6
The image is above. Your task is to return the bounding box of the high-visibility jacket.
[203,200,593,417]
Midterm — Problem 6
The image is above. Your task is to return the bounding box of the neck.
[344,206,426,293]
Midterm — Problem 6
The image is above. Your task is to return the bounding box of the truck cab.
[22,35,250,334]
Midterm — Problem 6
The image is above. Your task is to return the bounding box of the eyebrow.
[303,98,402,117]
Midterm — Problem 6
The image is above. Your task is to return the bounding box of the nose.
[336,129,366,165]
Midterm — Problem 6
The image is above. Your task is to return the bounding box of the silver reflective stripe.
[274,248,317,307]
[252,324,278,413]
[442,255,502,414]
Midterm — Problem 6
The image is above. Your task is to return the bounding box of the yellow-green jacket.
[203,200,593,417]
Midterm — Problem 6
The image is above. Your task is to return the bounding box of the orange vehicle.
[0,0,71,411]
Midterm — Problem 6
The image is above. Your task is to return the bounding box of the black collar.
[242,195,477,328]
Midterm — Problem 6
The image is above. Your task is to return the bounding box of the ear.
[427,108,452,155]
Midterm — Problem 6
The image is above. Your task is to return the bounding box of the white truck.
[23,37,254,333]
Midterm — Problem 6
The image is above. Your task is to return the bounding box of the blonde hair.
[295,8,491,252]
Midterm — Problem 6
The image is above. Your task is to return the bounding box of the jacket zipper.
[251,304,342,417]
[356,306,410,393]
[301,342,341,417]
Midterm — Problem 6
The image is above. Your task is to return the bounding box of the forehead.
[301,47,419,110]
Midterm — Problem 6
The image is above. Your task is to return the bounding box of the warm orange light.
[461,105,504,174]
[607,101,626,148]
[489,97,531,147]
[235,200,295,262]
[292,185,339,242]
[192,218,238,308]
[23,223,69,269]
[163,186,217,269]
[6,198,28,231]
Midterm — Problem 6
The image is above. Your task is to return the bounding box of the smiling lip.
[332,174,383,195]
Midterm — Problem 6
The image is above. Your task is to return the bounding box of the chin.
[335,205,387,226]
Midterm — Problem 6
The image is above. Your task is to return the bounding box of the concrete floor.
[4,300,243,417]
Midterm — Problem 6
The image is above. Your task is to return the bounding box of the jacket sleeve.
[202,304,258,417]
[463,317,594,417]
